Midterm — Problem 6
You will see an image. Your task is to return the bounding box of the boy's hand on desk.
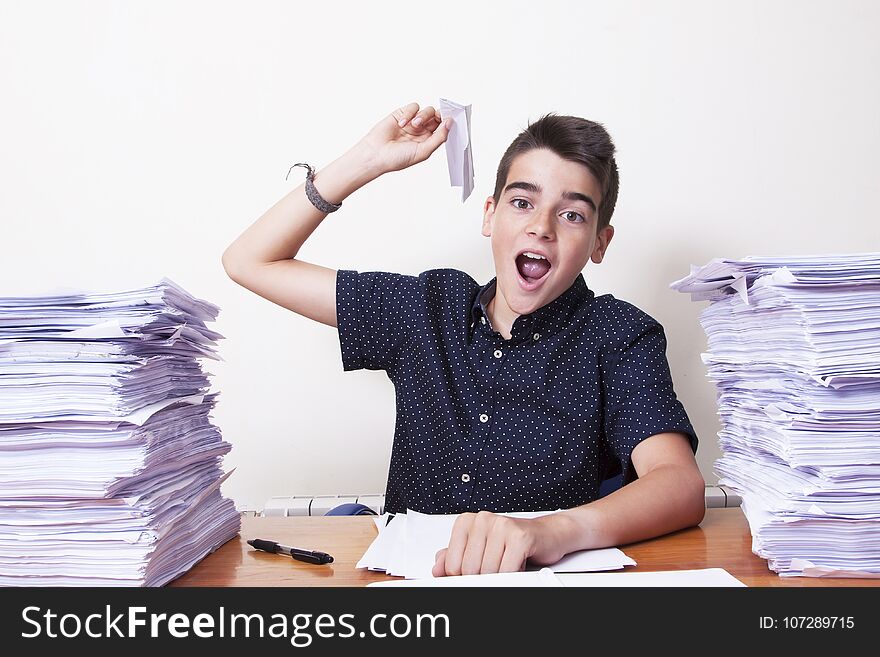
[431,511,567,577]
[356,101,453,175]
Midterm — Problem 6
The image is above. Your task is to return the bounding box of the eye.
[511,198,532,210]
[562,210,585,223]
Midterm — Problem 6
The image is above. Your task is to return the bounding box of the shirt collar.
[470,274,593,342]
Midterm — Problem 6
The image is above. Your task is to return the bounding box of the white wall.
[2,0,878,511]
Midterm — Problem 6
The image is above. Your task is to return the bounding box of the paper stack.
[0,278,240,586]
[358,510,636,579]
[671,253,880,577]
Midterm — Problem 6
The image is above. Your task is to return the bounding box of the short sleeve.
[602,320,698,484]
[336,269,422,372]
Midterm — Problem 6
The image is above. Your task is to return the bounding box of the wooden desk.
[170,508,880,587]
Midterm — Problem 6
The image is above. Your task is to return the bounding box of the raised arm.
[221,102,452,326]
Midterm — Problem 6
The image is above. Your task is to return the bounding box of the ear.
[590,225,614,264]
[481,196,496,237]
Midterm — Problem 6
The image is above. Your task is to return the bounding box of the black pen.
[247,538,334,564]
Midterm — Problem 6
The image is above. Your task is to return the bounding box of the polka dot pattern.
[336,269,697,514]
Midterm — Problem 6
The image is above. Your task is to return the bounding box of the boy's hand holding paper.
[433,510,566,576]
[355,102,453,175]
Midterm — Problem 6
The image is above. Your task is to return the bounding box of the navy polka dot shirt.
[336,268,697,515]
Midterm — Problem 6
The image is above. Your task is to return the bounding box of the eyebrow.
[502,181,597,213]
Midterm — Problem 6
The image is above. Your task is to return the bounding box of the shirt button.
[479,413,489,423]
[461,473,471,483]
[480,317,487,325]
[494,349,503,359]
[533,333,541,341]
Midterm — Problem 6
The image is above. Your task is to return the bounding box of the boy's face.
[482,148,614,318]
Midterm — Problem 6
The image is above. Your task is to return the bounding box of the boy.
[222,102,705,577]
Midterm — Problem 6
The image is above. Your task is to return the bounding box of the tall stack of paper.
[671,253,880,577]
[0,278,240,585]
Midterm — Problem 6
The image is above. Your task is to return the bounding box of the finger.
[479,528,507,574]
[460,531,488,576]
[443,513,475,576]
[414,118,453,162]
[412,113,441,132]
[391,102,420,127]
[460,511,494,575]
[432,549,448,577]
[498,539,528,573]
[410,105,437,129]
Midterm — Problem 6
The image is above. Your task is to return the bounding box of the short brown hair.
[492,114,619,230]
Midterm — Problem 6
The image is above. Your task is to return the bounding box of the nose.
[525,207,555,241]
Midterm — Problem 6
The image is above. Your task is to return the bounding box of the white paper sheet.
[357,512,406,571]
[439,97,474,202]
[368,567,746,587]
[368,567,563,587]
[557,568,746,587]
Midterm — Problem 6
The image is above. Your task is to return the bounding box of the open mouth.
[515,250,552,288]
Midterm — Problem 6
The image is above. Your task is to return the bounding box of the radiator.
[258,486,740,516]
[261,494,386,517]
